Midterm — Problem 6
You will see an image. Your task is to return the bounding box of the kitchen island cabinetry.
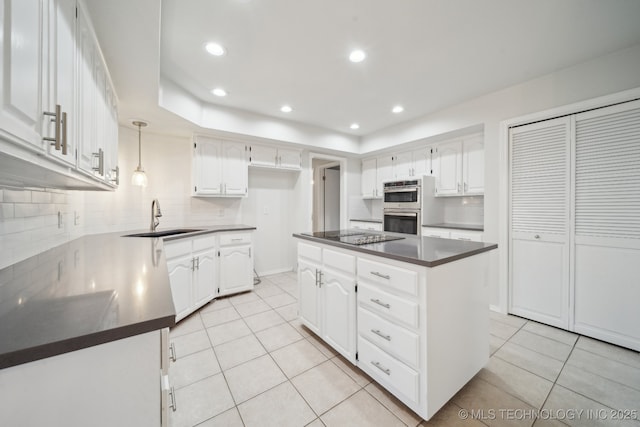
[298,242,357,362]
[294,232,496,420]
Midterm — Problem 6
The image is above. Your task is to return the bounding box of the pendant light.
[131,120,148,187]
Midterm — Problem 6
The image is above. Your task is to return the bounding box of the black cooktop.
[305,230,405,246]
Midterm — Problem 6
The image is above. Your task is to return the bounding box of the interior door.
[323,167,340,231]
[509,117,571,329]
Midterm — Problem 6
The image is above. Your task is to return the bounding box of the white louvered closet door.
[509,117,571,329]
[573,99,640,351]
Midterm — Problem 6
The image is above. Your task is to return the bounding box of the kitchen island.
[293,230,497,421]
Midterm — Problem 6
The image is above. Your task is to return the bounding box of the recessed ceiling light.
[392,105,404,113]
[350,123,360,130]
[349,49,366,63]
[205,42,225,56]
[280,105,293,113]
[211,88,227,97]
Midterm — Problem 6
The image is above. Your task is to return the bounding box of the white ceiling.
[87,0,640,141]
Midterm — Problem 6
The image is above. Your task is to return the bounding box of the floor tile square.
[214,334,266,370]
[490,311,528,328]
[275,303,299,321]
[331,355,372,387]
[170,312,205,338]
[289,318,312,338]
[255,322,304,352]
[200,298,232,314]
[229,291,261,305]
[201,306,241,328]
[169,348,221,389]
[244,309,286,332]
[197,408,244,427]
[494,342,565,382]
[233,299,272,317]
[271,339,328,378]
[263,292,297,308]
[543,385,627,427]
[566,348,640,391]
[478,357,553,409]
[237,381,316,427]
[490,319,520,340]
[224,354,287,403]
[170,329,212,359]
[253,283,285,299]
[206,319,252,346]
[522,321,578,346]
[320,389,405,427]
[557,364,640,412]
[307,333,339,358]
[575,336,640,369]
[364,382,422,426]
[510,330,573,362]
[291,360,361,415]
[169,374,235,427]
[490,335,507,356]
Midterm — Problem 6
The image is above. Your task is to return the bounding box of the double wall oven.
[383,178,422,235]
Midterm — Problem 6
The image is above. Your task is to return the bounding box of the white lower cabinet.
[298,242,357,362]
[218,232,253,296]
[0,330,163,427]
[165,231,255,322]
[295,238,490,421]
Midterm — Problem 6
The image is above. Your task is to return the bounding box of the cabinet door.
[193,138,223,195]
[376,155,394,196]
[222,142,247,195]
[44,0,76,166]
[298,259,321,334]
[103,85,118,185]
[361,158,377,198]
[509,117,570,329]
[0,0,44,150]
[193,248,216,307]
[321,269,356,362]
[219,245,253,295]
[393,150,413,178]
[412,148,431,177]
[434,141,462,195]
[76,5,97,174]
[278,148,302,170]
[249,145,277,167]
[167,256,193,322]
[463,137,484,194]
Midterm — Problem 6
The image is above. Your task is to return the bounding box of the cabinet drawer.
[219,232,252,246]
[298,242,322,262]
[450,231,483,242]
[357,258,418,296]
[323,249,355,275]
[357,336,419,404]
[422,227,451,239]
[358,307,419,368]
[163,239,192,260]
[192,235,217,251]
[358,284,419,328]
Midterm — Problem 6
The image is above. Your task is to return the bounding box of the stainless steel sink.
[123,229,203,238]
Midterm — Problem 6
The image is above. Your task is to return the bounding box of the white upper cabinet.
[434,141,462,195]
[376,155,394,196]
[0,0,118,189]
[43,0,76,166]
[434,135,484,196]
[361,157,377,198]
[193,136,248,197]
[248,144,301,170]
[393,148,431,179]
[0,0,44,150]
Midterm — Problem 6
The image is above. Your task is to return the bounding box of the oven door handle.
[383,187,419,193]
[384,212,419,217]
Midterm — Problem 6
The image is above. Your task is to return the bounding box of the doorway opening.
[309,154,347,233]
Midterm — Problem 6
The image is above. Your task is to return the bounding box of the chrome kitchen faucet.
[151,199,162,231]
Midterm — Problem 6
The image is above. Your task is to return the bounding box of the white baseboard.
[257,267,294,277]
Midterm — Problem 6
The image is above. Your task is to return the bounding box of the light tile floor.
[168,272,640,427]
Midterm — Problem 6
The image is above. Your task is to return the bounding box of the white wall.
[361,43,640,309]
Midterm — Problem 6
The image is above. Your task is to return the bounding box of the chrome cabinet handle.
[92,148,104,175]
[191,258,196,271]
[371,271,390,280]
[196,256,200,269]
[169,342,177,362]
[371,361,391,375]
[43,104,62,150]
[534,234,540,239]
[231,238,243,241]
[458,237,471,241]
[318,270,323,288]
[370,298,390,309]
[61,111,68,155]
[314,269,319,287]
[457,182,461,192]
[464,182,468,192]
[169,387,177,412]
[111,166,120,185]
[371,329,391,341]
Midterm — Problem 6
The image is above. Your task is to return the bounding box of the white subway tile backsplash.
[0,203,13,220]
[3,189,32,203]
[31,191,52,204]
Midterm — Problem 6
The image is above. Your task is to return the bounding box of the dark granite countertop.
[294,230,496,268]
[349,218,383,223]
[422,223,484,232]
[0,225,256,369]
